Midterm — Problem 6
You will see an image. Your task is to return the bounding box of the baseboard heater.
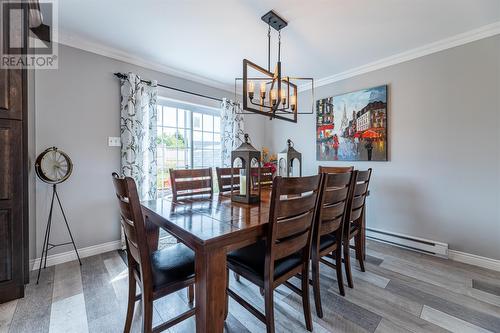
[366,228,449,258]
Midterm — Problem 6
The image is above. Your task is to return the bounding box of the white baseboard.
[366,228,449,257]
[448,250,500,272]
[30,240,122,270]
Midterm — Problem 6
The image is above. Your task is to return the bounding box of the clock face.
[35,148,72,184]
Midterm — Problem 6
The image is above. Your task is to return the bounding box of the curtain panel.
[221,98,245,167]
[119,73,158,247]
[120,73,158,199]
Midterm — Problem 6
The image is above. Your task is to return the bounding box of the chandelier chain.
[267,23,271,71]
[278,30,281,63]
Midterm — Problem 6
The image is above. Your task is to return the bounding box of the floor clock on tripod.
[35,147,81,283]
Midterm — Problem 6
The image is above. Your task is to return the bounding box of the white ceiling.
[57,0,500,88]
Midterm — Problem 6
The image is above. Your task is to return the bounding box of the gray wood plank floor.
[2,239,500,333]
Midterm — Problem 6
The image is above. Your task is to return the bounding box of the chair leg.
[124,270,136,333]
[311,255,323,318]
[355,234,365,272]
[233,272,240,282]
[343,240,354,288]
[301,264,313,331]
[187,284,194,305]
[264,285,275,333]
[141,291,153,333]
[335,248,345,296]
[225,269,229,320]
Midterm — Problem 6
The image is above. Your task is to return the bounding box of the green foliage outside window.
[157,132,186,148]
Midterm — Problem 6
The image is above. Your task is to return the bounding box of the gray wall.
[32,44,265,258]
[267,35,500,260]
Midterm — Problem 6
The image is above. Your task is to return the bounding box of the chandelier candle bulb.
[290,94,296,111]
[248,81,255,100]
[281,88,287,105]
[260,82,266,99]
[271,89,277,106]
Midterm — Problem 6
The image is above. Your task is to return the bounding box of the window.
[156,98,221,198]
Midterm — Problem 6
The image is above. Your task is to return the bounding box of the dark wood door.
[0,1,28,304]
[0,69,23,120]
[0,119,25,302]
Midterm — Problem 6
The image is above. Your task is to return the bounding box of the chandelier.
[238,10,314,123]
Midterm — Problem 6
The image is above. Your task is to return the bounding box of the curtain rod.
[114,72,223,103]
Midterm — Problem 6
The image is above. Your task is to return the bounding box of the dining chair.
[215,167,240,195]
[311,171,354,318]
[169,167,213,201]
[318,165,354,174]
[252,166,274,189]
[112,173,195,333]
[225,175,322,333]
[343,169,372,288]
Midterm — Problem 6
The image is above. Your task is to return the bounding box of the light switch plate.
[108,137,121,147]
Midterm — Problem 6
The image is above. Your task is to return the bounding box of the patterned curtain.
[120,73,158,199]
[119,73,158,247]
[220,98,245,167]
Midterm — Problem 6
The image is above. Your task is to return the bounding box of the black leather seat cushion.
[227,240,303,281]
[319,233,338,252]
[150,244,195,289]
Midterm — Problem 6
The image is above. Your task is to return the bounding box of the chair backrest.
[111,173,152,281]
[252,167,274,188]
[346,169,372,230]
[216,167,240,195]
[315,171,354,250]
[266,175,322,277]
[318,165,354,174]
[169,168,213,201]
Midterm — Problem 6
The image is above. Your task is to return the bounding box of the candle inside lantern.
[239,169,246,195]
[281,87,287,105]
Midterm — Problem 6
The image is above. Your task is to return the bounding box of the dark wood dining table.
[142,189,367,332]
[142,191,272,332]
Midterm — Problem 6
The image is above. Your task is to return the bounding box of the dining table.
[141,189,367,332]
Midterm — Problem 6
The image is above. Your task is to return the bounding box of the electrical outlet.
[108,137,121,147]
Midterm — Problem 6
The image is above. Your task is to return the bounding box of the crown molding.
[56,31,235,94]
[300,21,500,91]
[56,22,500,95]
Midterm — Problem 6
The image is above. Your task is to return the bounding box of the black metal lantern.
[278,139,302,177]
[231,134,261,204]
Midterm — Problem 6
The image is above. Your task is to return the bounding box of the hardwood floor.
[1,240,500,333]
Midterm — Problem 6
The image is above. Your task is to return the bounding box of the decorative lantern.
[231,134,261,204]
[278,139,302,177]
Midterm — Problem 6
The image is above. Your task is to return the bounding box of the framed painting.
[316,85,388,161]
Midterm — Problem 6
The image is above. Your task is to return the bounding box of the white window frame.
[156,97,222,197]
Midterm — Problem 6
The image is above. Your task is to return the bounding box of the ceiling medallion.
[236,10,314,123]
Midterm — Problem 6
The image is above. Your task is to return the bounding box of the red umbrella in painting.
[361,130,381,139]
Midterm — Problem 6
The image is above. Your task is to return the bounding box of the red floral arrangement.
[263,161,277,175]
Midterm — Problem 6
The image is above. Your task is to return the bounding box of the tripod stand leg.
[37,185,56,284]
[55,189,82,265]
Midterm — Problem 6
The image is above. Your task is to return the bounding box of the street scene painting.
[316,85,388,161]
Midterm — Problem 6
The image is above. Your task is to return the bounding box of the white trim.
[56,31,234,94]
[158,96,221,114]
[366,228,449,257]
[448,250,500,272]
[30,240,122,270]
[300,21,500,91]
